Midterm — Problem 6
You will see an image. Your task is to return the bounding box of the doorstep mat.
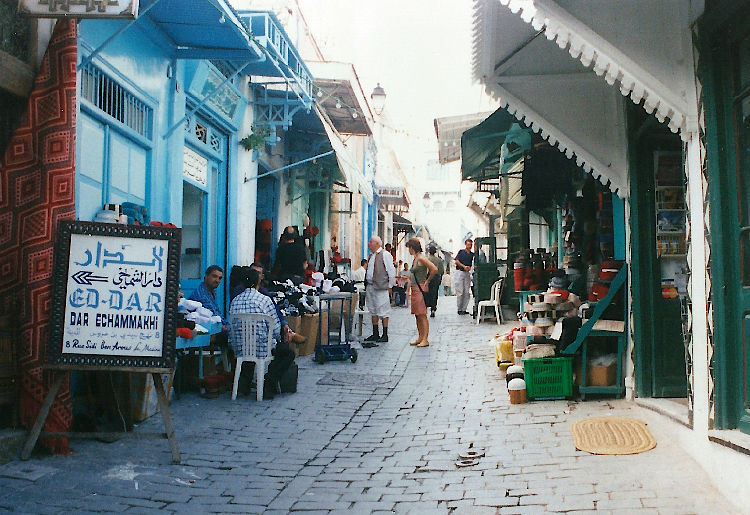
[570,417,656,455]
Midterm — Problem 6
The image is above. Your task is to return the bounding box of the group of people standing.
[361,236,448,349]
[187,234,477,399]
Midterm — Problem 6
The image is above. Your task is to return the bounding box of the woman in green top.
[406,237,438,347]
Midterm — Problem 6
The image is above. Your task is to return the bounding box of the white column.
[624,195,634,399]
[686,135,709,437]
[232,82,258,266]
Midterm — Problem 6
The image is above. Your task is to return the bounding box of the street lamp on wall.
[422,192,431,210]
[370,83,386,115]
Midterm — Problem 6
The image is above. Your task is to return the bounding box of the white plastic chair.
[476,279,504,325]
[229,313,276,401]
[353,284,368,336]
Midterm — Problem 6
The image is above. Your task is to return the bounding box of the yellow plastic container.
[499,340,513,361]
[495,340,514,363]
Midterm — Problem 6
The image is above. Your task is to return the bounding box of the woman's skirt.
[411,285,427,315]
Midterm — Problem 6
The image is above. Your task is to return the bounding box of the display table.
[175,321,223,395]
[561,267,627,399]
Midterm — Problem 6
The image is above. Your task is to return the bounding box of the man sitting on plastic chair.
[229,268,295,399]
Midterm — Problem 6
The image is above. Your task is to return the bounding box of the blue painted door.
[180,116,228,309]
[256,174,278,266]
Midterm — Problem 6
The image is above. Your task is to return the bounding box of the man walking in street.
[364,236,396,347]
[426,246,445,318]
[454,239,474,315]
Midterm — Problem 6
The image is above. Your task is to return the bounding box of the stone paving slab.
[0,297,742,513]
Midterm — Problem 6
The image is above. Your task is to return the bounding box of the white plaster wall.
[673,428,750,512]
[276,174,293,239]
[231,82,259,266]
[686,137,709,436]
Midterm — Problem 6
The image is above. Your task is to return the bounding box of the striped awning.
[471,0,702,198]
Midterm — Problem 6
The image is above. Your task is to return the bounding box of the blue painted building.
[74,1,313,309]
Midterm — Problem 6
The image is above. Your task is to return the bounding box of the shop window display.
[654,151,688,297]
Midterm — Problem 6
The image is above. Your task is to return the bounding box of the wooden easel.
[21,365,180,464]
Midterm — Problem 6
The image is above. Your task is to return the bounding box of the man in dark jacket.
[274,227,306,284]
[426,246,445,318]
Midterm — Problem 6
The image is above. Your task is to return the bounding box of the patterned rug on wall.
[0,19,77,453]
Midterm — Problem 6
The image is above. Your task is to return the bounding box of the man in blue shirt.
[189,264,227,328]
[188,265,231,358]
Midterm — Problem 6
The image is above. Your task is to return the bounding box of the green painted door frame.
[627,105,686,398]
[629,112,658,398]
[698,1,750,431]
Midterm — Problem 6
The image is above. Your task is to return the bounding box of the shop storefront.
[697,0,750,434]
[0,0,325,445]
[472,0,750,503]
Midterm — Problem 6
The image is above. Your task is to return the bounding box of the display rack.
[654,152,687,259]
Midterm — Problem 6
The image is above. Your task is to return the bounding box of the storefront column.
[361,197,369,259]
[687,136,709,436]
[624,195,635,399]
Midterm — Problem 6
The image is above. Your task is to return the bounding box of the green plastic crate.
[523,357,573,399]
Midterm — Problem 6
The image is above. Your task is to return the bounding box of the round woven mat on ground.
[570,417,656,455]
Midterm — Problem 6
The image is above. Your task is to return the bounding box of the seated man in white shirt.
[230,268,295,399]
[351,259,367,283]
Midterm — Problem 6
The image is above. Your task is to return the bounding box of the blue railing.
[237,10,313,103]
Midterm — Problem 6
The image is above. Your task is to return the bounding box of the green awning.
[461,107,531,182]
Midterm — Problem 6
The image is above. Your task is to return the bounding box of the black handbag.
[279,362,298,393]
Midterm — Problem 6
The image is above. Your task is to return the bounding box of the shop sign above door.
[183,147,208,187]
[17,0,139,18]
[49,221,181,370]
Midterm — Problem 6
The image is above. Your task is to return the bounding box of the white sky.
[296,0,497,167]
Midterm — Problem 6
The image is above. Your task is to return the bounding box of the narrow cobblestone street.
[0,297,740,514]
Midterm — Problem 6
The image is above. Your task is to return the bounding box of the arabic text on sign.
[183,147,208,187]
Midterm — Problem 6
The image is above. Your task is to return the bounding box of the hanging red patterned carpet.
[0,19,77,454]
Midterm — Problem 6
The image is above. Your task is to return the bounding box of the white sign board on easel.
[63,233,168,357]
[49,221,181,370]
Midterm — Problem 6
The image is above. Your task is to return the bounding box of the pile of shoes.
[268,275,358,318]
[271,280,319,317]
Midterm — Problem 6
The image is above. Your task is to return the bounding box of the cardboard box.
[287,315,302,334]
[131,371,174,422]
[587,362,617,386]
[297,313,323,356]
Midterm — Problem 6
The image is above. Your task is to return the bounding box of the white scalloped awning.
[316,105,373,203]
[473,0,702,198]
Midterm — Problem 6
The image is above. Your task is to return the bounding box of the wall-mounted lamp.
[370,82,386,115]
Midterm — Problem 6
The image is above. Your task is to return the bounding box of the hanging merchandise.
[522,145,575,212]
[514,252,530,292]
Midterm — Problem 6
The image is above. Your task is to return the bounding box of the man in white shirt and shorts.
[364,236,396,346]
